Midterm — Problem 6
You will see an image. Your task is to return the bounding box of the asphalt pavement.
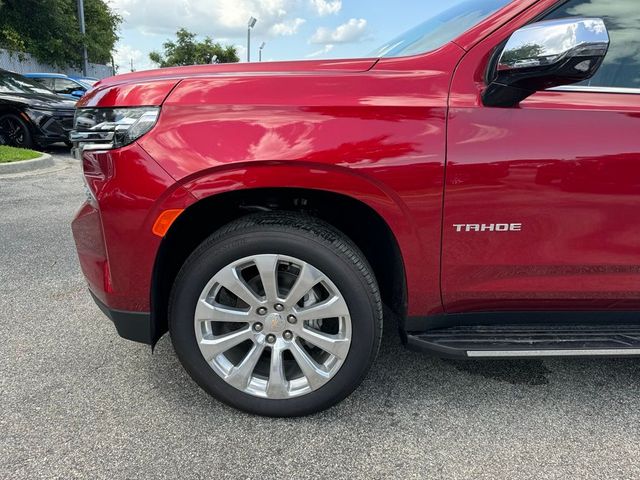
[1,149,640,479]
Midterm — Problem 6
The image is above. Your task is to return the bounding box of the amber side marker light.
[152,209,184,237]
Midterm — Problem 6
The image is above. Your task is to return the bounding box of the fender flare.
[175,160,422,256]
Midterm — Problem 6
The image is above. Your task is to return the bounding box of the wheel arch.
[150,183,410,345]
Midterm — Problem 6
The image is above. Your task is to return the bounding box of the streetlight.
[247,17,257,62]
[77,0,89,76]
[259,42,266,62]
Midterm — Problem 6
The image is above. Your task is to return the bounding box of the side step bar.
[407,324,640,359]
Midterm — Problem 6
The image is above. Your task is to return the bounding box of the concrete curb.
[0,153,55,175]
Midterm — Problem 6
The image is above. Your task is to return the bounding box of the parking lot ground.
[2,156,640,480]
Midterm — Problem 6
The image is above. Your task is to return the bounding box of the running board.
[406,324,640,359]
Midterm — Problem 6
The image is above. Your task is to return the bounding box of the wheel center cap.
[266,312,286,333]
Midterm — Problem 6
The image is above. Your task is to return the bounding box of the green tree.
[0,0,120,68]
[149,28,239,67]
[83,0,121,64]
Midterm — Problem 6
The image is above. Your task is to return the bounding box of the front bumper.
[70,144,169,312]
[27,109,74,145]
[90,291,152,344]
[71,142,194,344]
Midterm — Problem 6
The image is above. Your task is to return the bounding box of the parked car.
[71,0,640,417]
[70,76,98,86]
[0,69,76,149]
[24,73,92,99]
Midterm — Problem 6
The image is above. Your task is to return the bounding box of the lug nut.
[287,315,297,324]
[257,307,268,316]
[266,334,276,344]
[283,331,293,341]
[274,303,284,312]
[253,323,264,332]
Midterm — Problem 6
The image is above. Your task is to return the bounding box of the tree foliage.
[149,28,239,67]
[0,0,120,67]
[500,43,545,66]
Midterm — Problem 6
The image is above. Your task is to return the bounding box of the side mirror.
[483,18,609,107]
[71,90,85,98]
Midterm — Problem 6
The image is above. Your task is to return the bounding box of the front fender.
[138,61,454,316]
[168,161,439,317]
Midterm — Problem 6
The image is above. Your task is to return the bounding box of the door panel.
[442,0,640,312]
[443,91,640,312]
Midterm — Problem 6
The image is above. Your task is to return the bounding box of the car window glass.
[56,78,83,95]
[544,0,639,89]
[34,77,55,89]
[370,0,511,58]
[0,72,55,95]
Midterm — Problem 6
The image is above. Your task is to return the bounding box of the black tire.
[169,212,383,417]
[0,113,34,149]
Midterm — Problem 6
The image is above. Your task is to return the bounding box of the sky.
[108,0,466,72]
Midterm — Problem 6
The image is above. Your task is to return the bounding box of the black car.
[0,69,76,149]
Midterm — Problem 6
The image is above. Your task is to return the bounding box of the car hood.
[94,58,380,88]
[0,92,76,110]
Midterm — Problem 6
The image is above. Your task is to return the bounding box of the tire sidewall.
[170,228,379,417]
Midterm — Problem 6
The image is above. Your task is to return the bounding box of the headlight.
[25,107,57,118]
[70,107,160,151]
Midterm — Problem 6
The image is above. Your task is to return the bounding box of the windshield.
[371,0,512,58]
[0,71,56,95]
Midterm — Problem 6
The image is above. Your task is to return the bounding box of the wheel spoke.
[289,341,330,390]
[284,263,324,308]
[298,327,351,359]
[214,267,263,307]
[195,299,251,323]
[294,295,349,322]
[254,255,280,303]
[0,119,19,146]
[226,342,265,390]
[266,344,289,398]
[199,327,254,362]
[194,253,353,400]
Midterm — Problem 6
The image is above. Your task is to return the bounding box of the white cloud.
[110,0,298,37]
[310,0,341,16]
[306,44,334,58]
[311,18,368,44]
[270,18,306,36]
[106,0,370,68]
[113,43,155,72]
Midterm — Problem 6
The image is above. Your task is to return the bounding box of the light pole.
[247,17,257,62]
[259,42,266,62]
[77,0,89,76]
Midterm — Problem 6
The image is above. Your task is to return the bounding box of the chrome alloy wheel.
[194,254,352,399]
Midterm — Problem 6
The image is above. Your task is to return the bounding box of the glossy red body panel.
[138,41,466,317]
[71,0,640,327]
[444,0,640,312]
[71,144,194,311]
[78,79,180,108]
[93,58,379,89]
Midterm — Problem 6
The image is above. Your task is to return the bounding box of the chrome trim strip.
[467,349,640,358]
[549,85,640,95]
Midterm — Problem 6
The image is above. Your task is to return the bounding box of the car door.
[442,0,640,313]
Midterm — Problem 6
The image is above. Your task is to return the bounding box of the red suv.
[71,0,640,416]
